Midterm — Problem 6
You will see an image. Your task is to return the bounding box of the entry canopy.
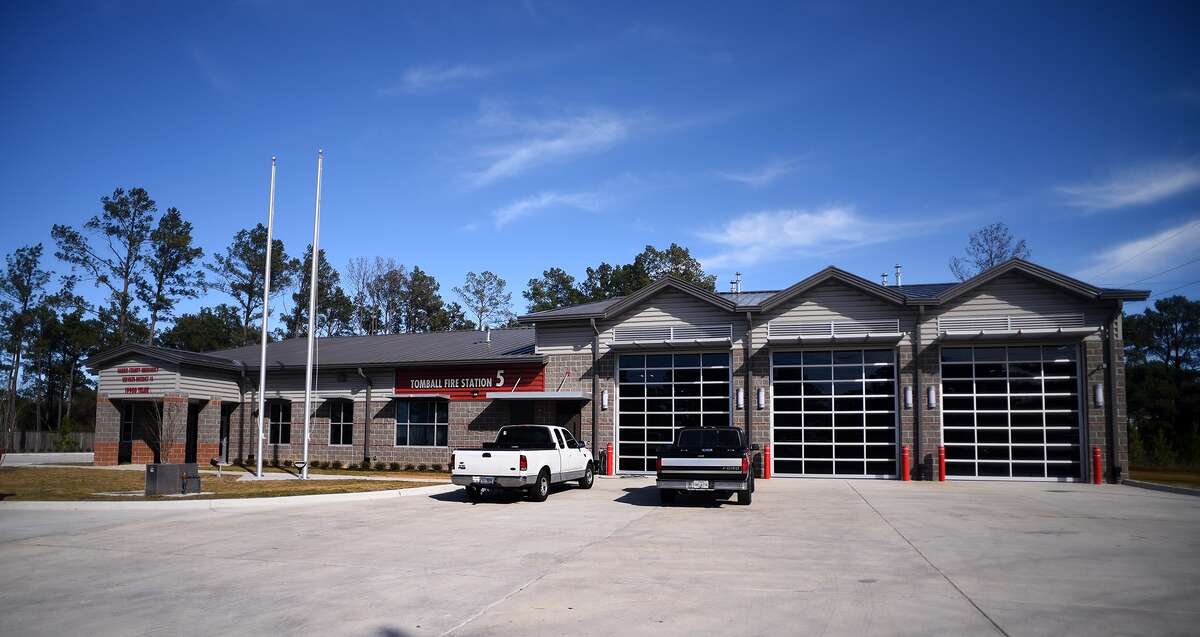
[485,391,592,401]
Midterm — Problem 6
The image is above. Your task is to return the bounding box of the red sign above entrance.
[394,364,545,401]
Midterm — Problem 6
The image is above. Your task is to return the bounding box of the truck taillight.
[519,455,528,472]
[741,454,750,474]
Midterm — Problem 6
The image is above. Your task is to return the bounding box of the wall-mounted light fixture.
[601,389,609,411]
[927,385,938,409]
[736,388,745,410]
[1094,383,1104,408]
[903,386,913,409]
[756,387,766,410]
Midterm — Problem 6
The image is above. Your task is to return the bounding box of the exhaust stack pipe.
[894,264,903,287]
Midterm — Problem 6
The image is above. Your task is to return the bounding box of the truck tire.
[660,489,676,505]
[528,469,551,502]
[578,463,595,489]
[736,487,752,505]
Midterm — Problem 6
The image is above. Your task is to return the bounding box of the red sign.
[395,364,545,401]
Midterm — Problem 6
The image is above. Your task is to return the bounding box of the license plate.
[473,476,494,484]
[687,480,710,490]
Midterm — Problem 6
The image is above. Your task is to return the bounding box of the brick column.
[94,394,120,466]
[196,399,222,463]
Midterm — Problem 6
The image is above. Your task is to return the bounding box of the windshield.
[676,428,742,449]
[494,426,555,449]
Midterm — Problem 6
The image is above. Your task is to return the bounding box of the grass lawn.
[1129,467,1200,488]
[0,467,441,501]
[216,464,450,481]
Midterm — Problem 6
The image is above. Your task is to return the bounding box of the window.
[328,400,353,446]
[269,401,291,445]
[554,428,567,449]
[561,429,579,449]
[492,425,555,449]
[120,403,135,442]
[395,398,448,447]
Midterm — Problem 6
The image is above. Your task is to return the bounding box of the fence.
[3,431,94,452]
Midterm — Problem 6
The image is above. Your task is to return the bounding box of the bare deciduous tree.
[454,271,514,329]
[949,222,1031,281]
[142,401,189,464]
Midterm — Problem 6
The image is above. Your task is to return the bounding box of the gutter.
[744,311,754,464]
[357,367,373,464]
[913,305,924,479]
[590,318,601,465]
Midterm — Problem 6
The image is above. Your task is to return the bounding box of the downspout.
[744,311,754,455]
[1103,306,1120,483]
[913,305,924,480]
[357,367,373,465]
[589,318,601,464]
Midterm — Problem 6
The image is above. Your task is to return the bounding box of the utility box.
[145,463,201,496]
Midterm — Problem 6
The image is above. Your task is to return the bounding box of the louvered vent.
[937,313,1084,332]
[611,323,733,343]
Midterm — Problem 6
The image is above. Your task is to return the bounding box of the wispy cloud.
[1075,217,1200,285]
[467,103,634,187]
[716,158,801,189]
[188,45,233,93]
[382,64,490,95]
[1057,159,1200,212]
[493,191,605,228]
[699,206,936,269]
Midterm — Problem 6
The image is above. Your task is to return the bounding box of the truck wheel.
[528,470,551,502]
[660,489,676,505]
[737,487,752,505]
[578,463,595,489]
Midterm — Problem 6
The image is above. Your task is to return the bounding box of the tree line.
[0,186,717,443]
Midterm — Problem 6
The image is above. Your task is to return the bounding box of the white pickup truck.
[451,425,595,502]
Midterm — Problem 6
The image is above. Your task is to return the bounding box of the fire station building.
[87,259,1147,482]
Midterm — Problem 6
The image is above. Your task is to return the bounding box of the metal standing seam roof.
[207,328,539,370]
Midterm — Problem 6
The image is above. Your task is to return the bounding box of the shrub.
[331,460,343,469]
[404,464,415,471]
[431,463,442,472]
[270,458,281,468]
[389,462,401,471]
[234,457,244,466]
[283,459,293,468]
[416,463,427,472]
[374,462,386,471]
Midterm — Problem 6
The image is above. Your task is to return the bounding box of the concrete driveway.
[1,477,1197,636]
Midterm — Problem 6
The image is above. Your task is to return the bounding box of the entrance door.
[771,349,898,477]
[940,345,1082,480]
[219,403,235,462]
[118,402,135,464]
[185,402,199,464]
[616,352,731,473]
[555,402,582,440]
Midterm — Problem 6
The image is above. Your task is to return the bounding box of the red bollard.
[606,442,614,476]
[1092,446,1102,484]
[937,445,946,481]
[901,445,911,481]
[763,443,772,479]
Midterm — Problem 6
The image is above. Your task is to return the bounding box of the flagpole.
[302,149,323,479]
[255,156,277,479]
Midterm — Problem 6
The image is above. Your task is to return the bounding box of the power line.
[1121,256,1200,287]
[1092,219,1199,282]
[1149,278,1200,299]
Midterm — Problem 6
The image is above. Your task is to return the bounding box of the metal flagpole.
[301,149,324,479]
[255,157,277,479]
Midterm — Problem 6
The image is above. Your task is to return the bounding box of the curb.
[1123,479,1200,498]
[0,483,458,512]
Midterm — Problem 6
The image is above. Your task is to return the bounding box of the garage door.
[616,352,731,473]
[940,345,1082,480]
[771,349,898,477]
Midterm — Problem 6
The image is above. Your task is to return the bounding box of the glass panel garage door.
[772,349,898,477]
[617,352,731,473]
[941,345,1082,480]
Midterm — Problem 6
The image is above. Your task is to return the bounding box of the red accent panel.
[394,364,545,401]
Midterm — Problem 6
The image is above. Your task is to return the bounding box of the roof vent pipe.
[485,325,491,343]
[881,272,888,286]
[894,264,902,287]
[730,272,742,294]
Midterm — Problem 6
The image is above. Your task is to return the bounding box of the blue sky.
[2,1,1198,319]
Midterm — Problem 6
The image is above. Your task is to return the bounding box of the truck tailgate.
[454,450,522,476]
